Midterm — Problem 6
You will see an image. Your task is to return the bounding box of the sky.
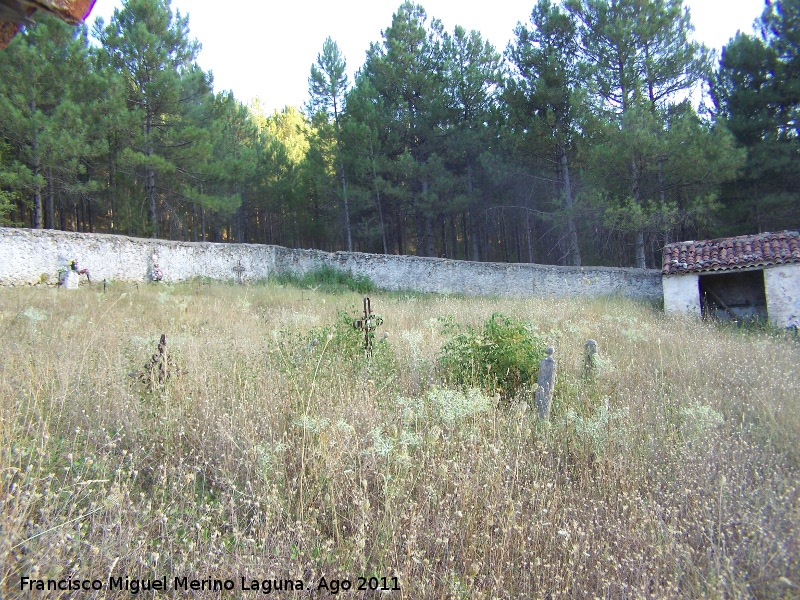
[88,0,767,114]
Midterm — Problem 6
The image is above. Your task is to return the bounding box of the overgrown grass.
[270,265,375,294]
[1,283,798,599]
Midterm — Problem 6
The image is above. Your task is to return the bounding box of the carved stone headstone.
[583,339,598,378]
[534,346,557,420]
[60,270,79,289]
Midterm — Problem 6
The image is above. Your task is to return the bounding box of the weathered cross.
[233,260,246,284]
[353,296,383,354]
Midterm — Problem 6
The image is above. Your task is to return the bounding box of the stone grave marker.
[534,346,557,420]
[583,339,599,378]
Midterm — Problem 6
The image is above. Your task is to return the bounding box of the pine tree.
[507,0,584,265]
[96,0,200,238]
[361,2,448,257]
[713,0,800,233]
[0,15,90,229]
[567,0,721,267]
[307,37,353,250]
[442,25,503,261]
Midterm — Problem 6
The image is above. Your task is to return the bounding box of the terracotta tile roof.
[662,231,800,275]
[1,0,97,49]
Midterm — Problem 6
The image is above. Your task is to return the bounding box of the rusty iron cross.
[353,296,383,354]
[233,260,246,284]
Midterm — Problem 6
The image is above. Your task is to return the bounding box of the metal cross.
[233,260,246,284]
[353,296,383,354]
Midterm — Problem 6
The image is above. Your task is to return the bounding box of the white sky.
[89,0,766,114]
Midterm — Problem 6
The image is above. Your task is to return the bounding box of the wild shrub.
[438,312,547,400]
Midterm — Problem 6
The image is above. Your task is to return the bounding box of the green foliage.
[712,0,800,233]
[0,171,16,226]
[438,313,546,400]
[288,305,394,384]
[271,265,375,294]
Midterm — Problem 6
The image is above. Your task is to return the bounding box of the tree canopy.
[0,0,794,268]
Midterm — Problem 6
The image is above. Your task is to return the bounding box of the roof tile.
[662,231,800,275]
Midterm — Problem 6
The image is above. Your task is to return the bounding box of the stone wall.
[0,228,662,301]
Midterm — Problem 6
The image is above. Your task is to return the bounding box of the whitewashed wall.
[662,274,701,316]
[0,228,662,301]
[765,264,800,328]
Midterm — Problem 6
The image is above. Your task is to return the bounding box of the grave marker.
[353,296,384,355]
[583,339,599,378]
[534,346,557,420]
[233,260,246,284]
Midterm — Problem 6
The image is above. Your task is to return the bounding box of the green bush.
[438,313,547,400]
[293,306,392,372]
[271,265,375,294]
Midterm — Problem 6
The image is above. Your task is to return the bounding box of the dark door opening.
[699,270,767,321]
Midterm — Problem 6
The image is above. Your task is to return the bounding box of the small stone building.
[662,231,800,328]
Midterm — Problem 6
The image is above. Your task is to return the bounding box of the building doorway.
[699,270,767,321]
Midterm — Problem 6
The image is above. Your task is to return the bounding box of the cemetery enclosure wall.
[0,228,662,301]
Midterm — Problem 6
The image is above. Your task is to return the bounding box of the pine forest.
[1,0,798,269]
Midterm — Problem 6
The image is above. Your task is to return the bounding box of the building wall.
[764,264,800,328]
[663,274,701,316]
[0,228,663,301]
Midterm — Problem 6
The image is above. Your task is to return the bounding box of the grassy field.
[1,280,798,599]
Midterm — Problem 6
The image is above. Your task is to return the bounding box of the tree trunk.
[331,105,352,252]
[440,215,448,258]
[526,210,535,264]
[559,143,581,266]
[369,136,388,254]
[462,213,469,261]
[417,180,435,257]
[58,195,66,231]
[631,156,646,268]
[340,159,352,252]
[395,208,403,255]
[108,140,116,232]
[46,167,54,229]
[635,230,646,269]
[146,107,157,238]
[467,163,481,261]
[501,210,510,263]
[450,216,457,260]
[31,99,42,229]
[658,160,670,245]
[192,202,198,242]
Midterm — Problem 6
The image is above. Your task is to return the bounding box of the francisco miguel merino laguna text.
[21,575,401,594]
[21,576,306,594]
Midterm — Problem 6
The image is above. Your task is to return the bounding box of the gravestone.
[534,346,557,420]
[60,270,79,289]
[583,339,599,377]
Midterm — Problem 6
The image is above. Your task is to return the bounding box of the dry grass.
[1,281,798,599]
